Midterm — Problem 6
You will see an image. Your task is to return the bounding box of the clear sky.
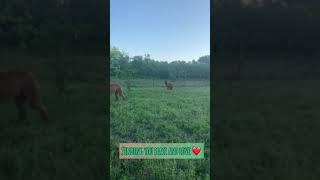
[110,0,210,62]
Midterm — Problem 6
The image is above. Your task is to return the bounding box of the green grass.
[0,56,105,179]
[110,86,210,179]
[214,80,320,179]
[111,78,210,88]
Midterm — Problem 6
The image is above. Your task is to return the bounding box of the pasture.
[214,79,320,179]
[213,59,320,179]
[0,55,105,179]
[110,80,210,179]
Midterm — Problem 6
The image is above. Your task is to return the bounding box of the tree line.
[0,0,105,56]
[0,0,106,94]
[110,47,210,80]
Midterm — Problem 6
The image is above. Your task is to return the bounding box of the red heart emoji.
[192,146,201,156]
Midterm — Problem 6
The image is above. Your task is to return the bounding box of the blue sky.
[110,0,210,62]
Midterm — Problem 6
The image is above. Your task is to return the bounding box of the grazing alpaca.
[0,71,48,121]
[164,80,173,90]
[110,83,127,100]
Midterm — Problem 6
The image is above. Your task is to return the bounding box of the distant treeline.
[214,0,320,58]
[0,0,105,56]
[110,47,210,80]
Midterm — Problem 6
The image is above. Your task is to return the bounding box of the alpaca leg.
[30,101,48,121]
[115,92,119,101]
[28,95,48,121]
[121,93,126,100]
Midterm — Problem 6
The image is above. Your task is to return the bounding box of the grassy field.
[213,79,320,179]
[111,78,210,88]
[211,59,320,179]
[110,84,210,179]
[0,56,105,179]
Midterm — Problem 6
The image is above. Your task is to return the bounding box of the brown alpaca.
[0,71,48,121]
[110,83,126,100]
[164,80,173,90]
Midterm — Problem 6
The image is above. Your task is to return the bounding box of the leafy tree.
[110,46,210,80]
